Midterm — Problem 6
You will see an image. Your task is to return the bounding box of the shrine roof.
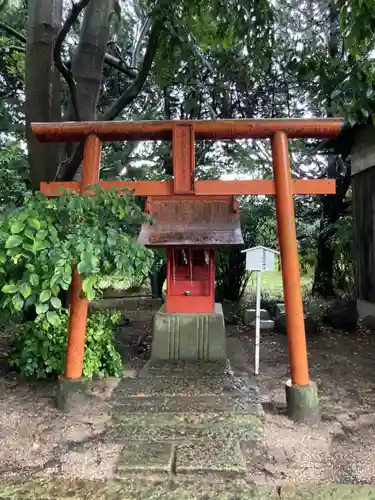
[137,197,244,247]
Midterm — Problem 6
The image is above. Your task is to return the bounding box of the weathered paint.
[31,118,344,142]
[137,197,243,248]
[65,135,102,380]
[40,179,336,197]
[271,131,309,386]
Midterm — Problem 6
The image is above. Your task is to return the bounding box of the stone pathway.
[1,478,375,498]
[107,359,264,478]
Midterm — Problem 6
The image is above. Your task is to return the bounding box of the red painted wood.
[40,179,336,197]
[166,248,214,313]
[173,123,195,194]
[31,118,344,142]
[166,295,214,314]
[65,135,101,380]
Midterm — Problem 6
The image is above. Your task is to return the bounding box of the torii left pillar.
[56,135,102,412]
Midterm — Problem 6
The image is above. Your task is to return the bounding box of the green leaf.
[12,294,24,311]
[40,290,51,303]
[82,276,97,301]
[20,282,32,299]
[24,229,35,240]
[2,284,19,294]
[330,89,341,99]
[62,272,71,284]
[49,226,58,243]
[30,274,39,286]
[5,235,22,249]
[10,220,25,234]
[33,240,49,252]
[77,261,90,274]
[27,218,41,230]
[50,297,62,309]
[35,303,49,314]
[35,230,48,241]
[46,311,61,327]
[107,235,117,246]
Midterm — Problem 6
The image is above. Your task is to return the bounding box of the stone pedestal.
[285,379,319,424]
[244,308,270,325]
[56,376,90,412]
[151,303,226,361]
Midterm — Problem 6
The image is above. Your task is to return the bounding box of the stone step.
[112,394,263,415]
[116,439,247,475]
[244,308,270,325]
[112,374,259,399]
[109,411,263,442]
[250,319,275,331]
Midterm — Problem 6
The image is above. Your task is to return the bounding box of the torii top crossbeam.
[32,118,343,142]
[32,119,344,197]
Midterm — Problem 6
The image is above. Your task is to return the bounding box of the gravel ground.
[0,317,374,487]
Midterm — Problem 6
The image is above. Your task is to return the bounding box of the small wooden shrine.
[138,196,244,313]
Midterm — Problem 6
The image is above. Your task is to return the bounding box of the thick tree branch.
[0,22,26,43]
[53,0,92,121]
[104,52,137,78]
[56,20,163,181]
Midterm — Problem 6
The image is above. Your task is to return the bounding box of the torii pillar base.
[151,303,226,361]
[285,379,320,424]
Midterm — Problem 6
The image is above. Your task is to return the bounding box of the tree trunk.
[25,0,63,188]
[149,262,166,301]
[312,157,351,297]
[312,0,341,297]
[71,0,113,121]
[312,214,336,297]
[215,249,249,302]
[68,0,113,183]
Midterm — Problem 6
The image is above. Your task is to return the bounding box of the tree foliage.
[0,188,153,325]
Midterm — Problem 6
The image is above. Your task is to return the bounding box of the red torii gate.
[32,118,343,392]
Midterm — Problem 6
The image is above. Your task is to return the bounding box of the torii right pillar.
[272,131,319,423]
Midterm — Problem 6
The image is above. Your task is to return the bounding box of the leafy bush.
[9,309,123,379]
[0,140,29,213]
[0,186,154,325]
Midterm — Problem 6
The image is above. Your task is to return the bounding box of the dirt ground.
[0,313,375,487]
[230,322,375,485]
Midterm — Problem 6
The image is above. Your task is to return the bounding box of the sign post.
[241,246,280,375]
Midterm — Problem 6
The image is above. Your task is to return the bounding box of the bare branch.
[0,22,26,43]
[104,52,137,78]
[9,46,26,53]
[131,17,152,67]
[102,20,162,121]
[53,0,92,121]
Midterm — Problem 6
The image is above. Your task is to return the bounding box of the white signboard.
[241,246,280,375]
[242,246,279,272]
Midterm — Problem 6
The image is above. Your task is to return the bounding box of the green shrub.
[0,187,153,325]
[9,309,123,379]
